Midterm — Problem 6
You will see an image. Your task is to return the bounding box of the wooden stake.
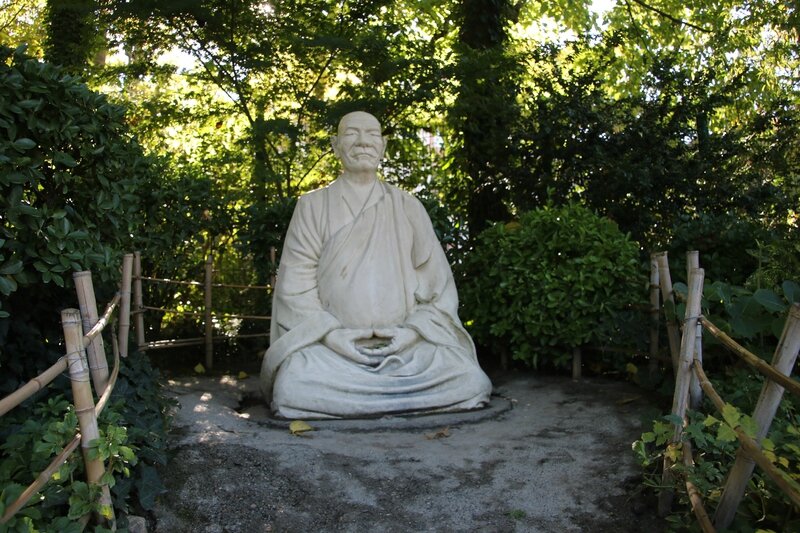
[118,254,133,358]
[714,303,800,529]
[205,253,214,370]
[649,254,661,378]
[133,252,146,348]
[659,267,704,516]
[690,321,704,410]
[655,252,681,375]
[61,309,115,528]
[73,271,109,395]
[269,246,277,290]
[686,252,703,409]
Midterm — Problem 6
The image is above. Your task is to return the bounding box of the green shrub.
[0,46,172,528]
[0,45,151,318]
[458,203,642,369]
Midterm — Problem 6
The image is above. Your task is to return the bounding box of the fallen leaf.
[617,395,641,405]
[289,420,314,436]
[425,427,451,440]
[237,371,249,379]
[194,363,206,374]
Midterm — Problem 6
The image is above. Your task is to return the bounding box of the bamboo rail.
[140,305,271,321]
[699,316,800,398]
[0,433,82,523]
[682,441,715,533]
[132,249,275,369]
[712,303,800,528]
[75,271,109,395]
[0,358,68,418]
[137,275,271,290]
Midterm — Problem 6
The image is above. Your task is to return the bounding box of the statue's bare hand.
[359,327,420,357]
[323,328,383,365]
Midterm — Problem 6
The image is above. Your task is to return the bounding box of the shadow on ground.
[152,371,666,533]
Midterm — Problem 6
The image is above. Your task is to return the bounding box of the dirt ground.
[151,371,666,532]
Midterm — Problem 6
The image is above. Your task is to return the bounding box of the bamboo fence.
[651,251,800,532]
[132,249,276,370]
[0,254,135,530]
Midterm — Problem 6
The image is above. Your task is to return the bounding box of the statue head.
[331,111,387,175]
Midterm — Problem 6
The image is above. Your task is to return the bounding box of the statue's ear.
[331,135,340,157]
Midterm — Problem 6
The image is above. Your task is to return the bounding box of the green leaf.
[753,289,787,313]
[0,259,23,275]
[716,424,738,443]
[722,403,741,429]
[0,276,17,295]
[12,138,36,150]
[782,281,800,304]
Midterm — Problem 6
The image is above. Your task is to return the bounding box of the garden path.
[152,372,666,532]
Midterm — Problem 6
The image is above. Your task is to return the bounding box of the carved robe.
[260,178,491,418]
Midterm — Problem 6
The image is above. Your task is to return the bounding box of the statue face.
[333,112,386,173]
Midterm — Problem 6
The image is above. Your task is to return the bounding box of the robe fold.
[261,178,492,418]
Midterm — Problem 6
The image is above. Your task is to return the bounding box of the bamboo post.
[655,252,681,375]
[61,309,115,528]
[73,271,109,395]
[118,254,133,358]
[649,254,661,378]
[714,303,800,529]
[572,347,581,380]
[269,246,277,290]
[133,252,146,348]
[659,267,704,516]
[205,253,214,370]
[686,251,703,409]
[690,322,704,410]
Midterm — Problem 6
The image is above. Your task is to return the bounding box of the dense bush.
[0,45,150,321]
[457,203,642,370]
[0,47,172,527]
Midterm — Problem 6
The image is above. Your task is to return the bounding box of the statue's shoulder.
[383,181,423,206]
[296,184,330,210]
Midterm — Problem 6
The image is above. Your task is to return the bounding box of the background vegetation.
[0,0,798,529]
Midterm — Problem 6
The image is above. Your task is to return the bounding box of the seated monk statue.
[260,111,492,419]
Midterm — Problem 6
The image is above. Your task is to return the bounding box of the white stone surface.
[260,111,491,418]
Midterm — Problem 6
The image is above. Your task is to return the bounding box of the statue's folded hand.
[323,328,384,365]
[358,327,420,357]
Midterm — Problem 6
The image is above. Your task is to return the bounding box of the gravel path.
[152,372,666,532]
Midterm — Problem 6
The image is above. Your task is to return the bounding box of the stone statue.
[260,111,492,419]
